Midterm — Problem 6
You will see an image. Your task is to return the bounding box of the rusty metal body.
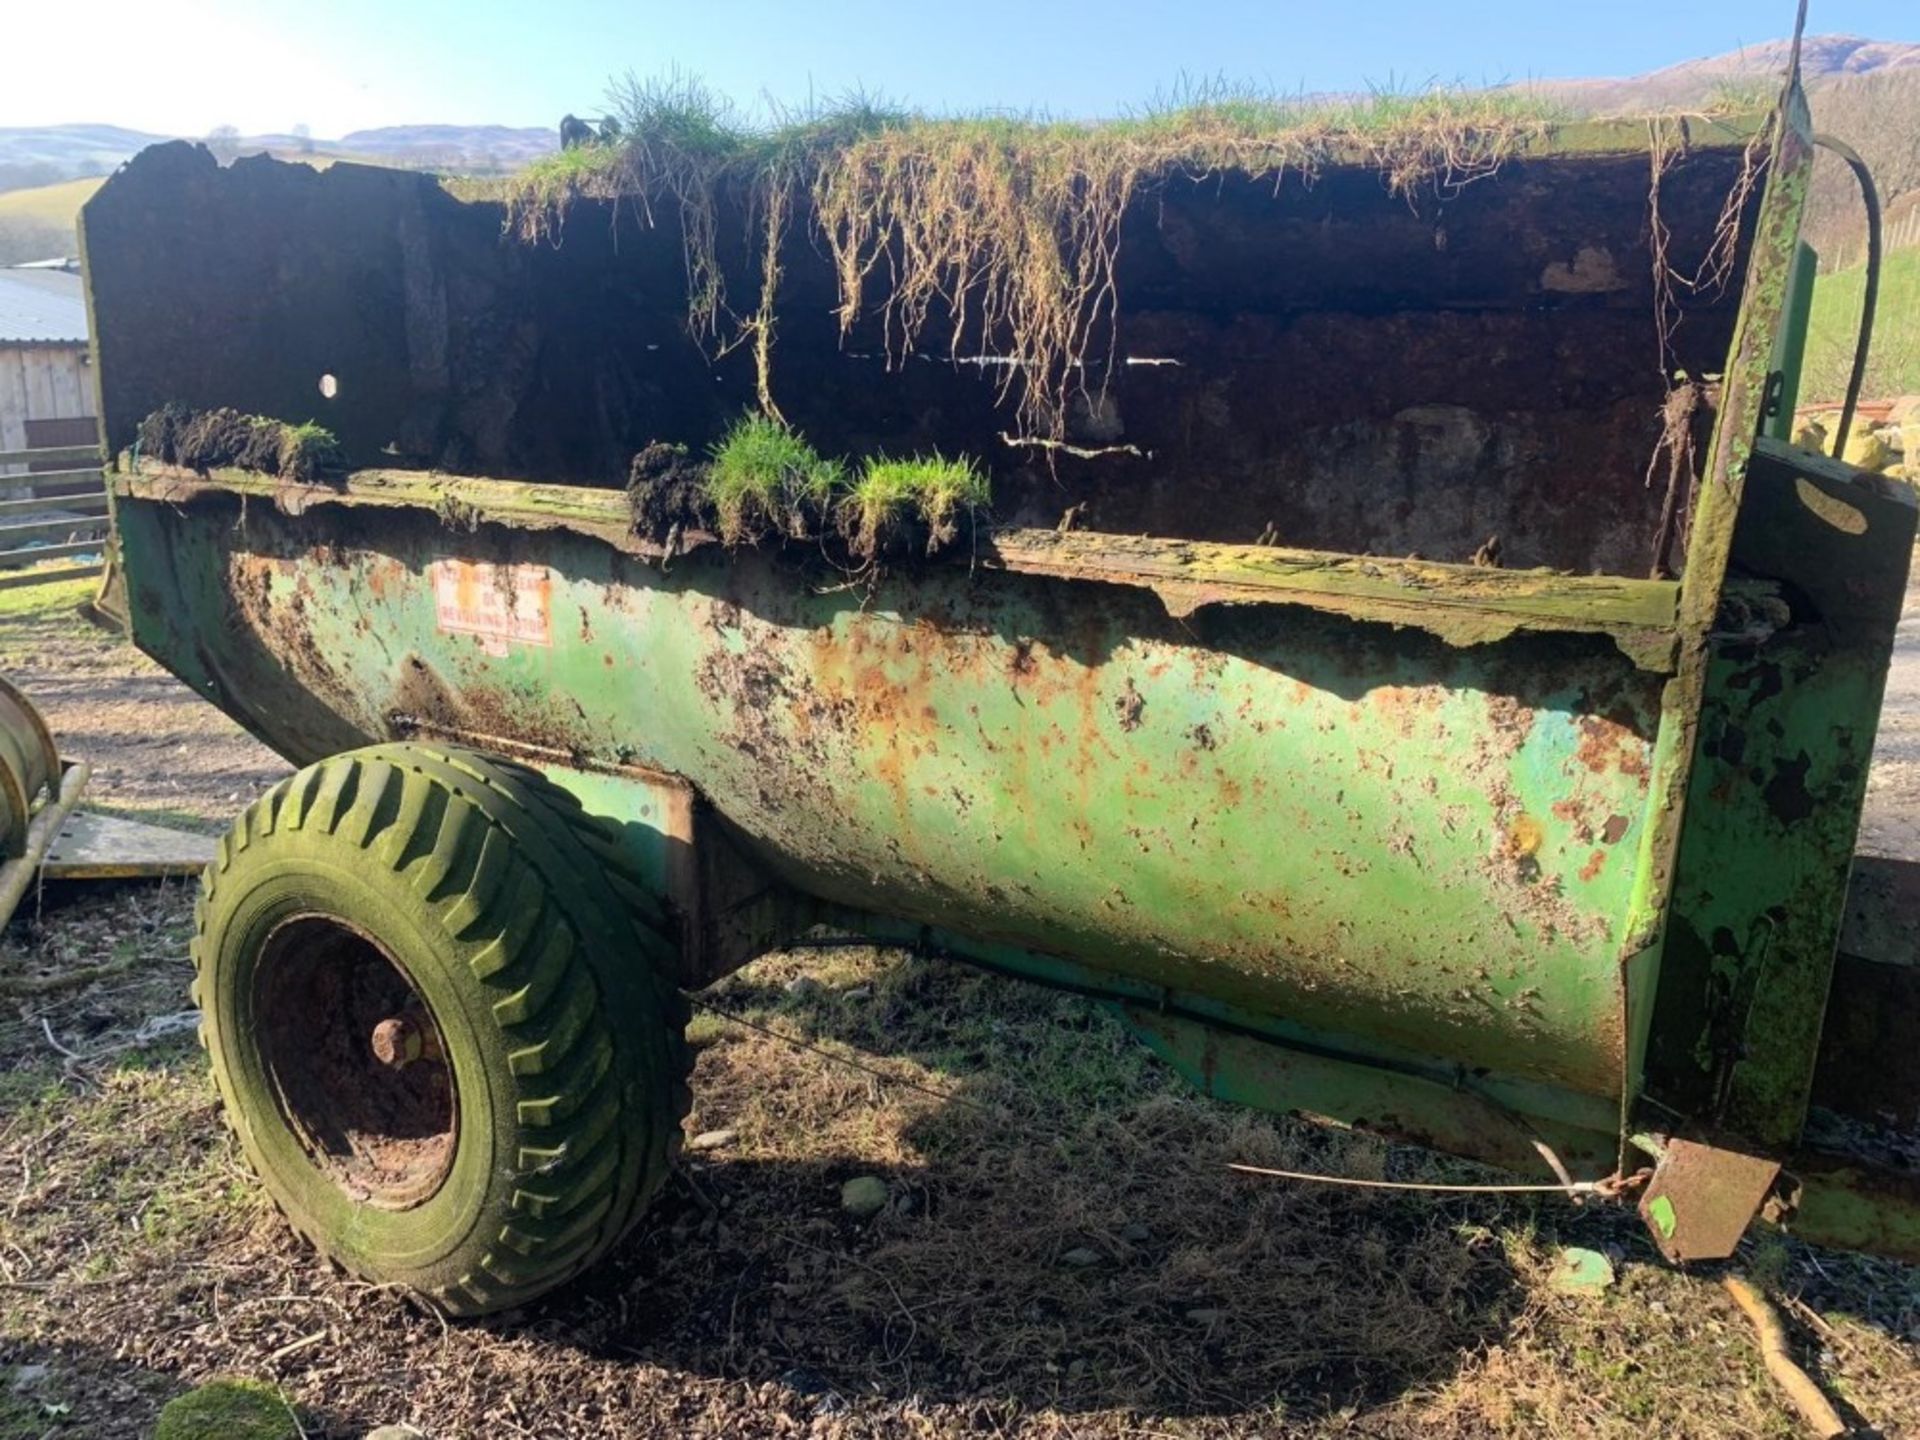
[0,677,211,924]
[0,676,59,860]
[0,678,88,929]
[80,78,1920,1260]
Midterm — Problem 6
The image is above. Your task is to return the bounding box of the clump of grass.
[502,76,905,365]
[705,413,845,542]
[487,140,627,215]
[842,452,989,558]
[276,420,346,481]
[135,405,346,482]
[635,419,990,559]
[1702,76,1780,115]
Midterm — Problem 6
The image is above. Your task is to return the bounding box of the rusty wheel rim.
[254,914,458,1211]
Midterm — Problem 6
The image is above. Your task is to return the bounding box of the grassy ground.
[1802,245,1920,406]
[0,574,96,622]
[1,582,1918,1437]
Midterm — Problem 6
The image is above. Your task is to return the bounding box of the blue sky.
[7,0,1916,137]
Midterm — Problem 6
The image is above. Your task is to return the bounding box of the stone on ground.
[1547,1246,1616,1295]
[840,1175,889,1217]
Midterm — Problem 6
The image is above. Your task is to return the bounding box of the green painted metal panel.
[1641,441,1917,1147]
[115,492,1663,1102]
[1769,241,1818,437]
[1620,84,1825,1151]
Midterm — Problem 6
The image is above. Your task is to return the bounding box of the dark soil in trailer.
[135,404,347,484]
[626,442,711,540]
[85,137,1763,576]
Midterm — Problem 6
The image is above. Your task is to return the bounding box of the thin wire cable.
[1228,1162,1637,1197]
[1812,132,1882,457]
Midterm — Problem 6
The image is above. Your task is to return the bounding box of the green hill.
[1803,246,1920,406]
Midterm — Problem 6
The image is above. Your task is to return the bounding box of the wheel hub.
[254,915,457,1210]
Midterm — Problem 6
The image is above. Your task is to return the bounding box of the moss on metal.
[116,459,1682,665]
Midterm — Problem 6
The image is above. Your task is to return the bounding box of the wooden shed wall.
[0,344,94,475]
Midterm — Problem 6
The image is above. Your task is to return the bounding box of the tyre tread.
[193,742,694,1318]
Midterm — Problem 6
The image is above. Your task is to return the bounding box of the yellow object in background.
[1842,428,1894,472]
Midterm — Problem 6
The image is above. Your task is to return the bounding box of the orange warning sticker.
[431,560,552,653]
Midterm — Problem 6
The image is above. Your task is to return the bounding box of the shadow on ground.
[7,905,1917,1438]
[0,1335,360,1439]
[509,952,1558,1424]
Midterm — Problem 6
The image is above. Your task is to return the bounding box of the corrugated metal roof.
[0,267,88,345]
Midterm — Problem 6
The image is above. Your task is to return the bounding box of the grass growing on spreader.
[705,413,846,543]
[495,77,1570,435]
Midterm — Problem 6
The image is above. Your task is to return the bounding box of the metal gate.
[0,443,107,590]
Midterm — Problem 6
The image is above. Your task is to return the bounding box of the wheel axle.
[369,1014,439,1070]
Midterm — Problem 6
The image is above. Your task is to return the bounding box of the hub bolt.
[370,1016,424,1070]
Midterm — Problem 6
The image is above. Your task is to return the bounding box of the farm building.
[0,260,96,475]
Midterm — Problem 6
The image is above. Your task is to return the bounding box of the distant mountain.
[337,125,557,170]
[0,123,168,181]
[1517,35,1920,266]
[1799,68,1920,265]
[1528,34,1920,113]
[0,121,556,189]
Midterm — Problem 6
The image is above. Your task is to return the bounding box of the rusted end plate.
[1639,1137,1782,1262]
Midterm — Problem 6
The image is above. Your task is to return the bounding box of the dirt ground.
[0,571,1918,1439]
[0,578,287,831]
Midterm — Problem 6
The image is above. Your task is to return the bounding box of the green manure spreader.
[79,63,1920,1314]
